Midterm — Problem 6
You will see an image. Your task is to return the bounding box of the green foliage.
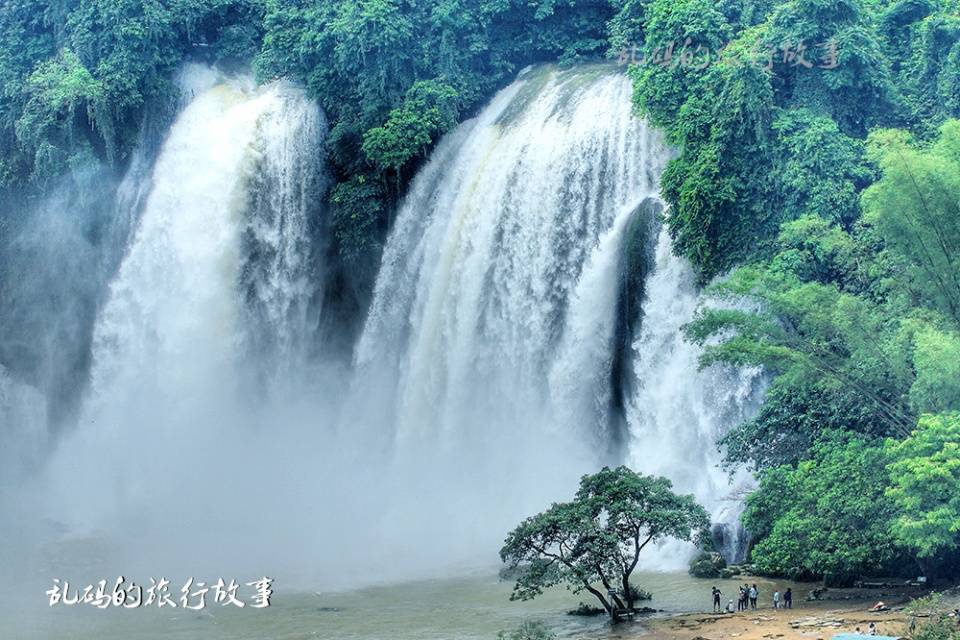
[679,108,960,576]
[883,6,960,130]
[761,0,895,135]
[0,0,269,186]
[743,435,901,584]
[909,326,960,413]
[904,593,960,640]
[362,80,460,172]
[627,0,951,279]
[886,413,960,561]
[330,174,386,274]
[497,620,556,640]
[719,371,889,470]
[14,49,104,179]
[255,0,616,176]
[687,121,960,578]
[770,109,871,226]
[607,0,654,52]
[685,230,917,438]
[910,617,960,640]
[862,121,960,325]
[500,467,708,616]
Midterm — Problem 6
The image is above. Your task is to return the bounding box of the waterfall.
[12,62,764,589]
[356,65,667,445]
[349,65,675,569]
[86,68,325,416]
[625,229,765,564]
[44,67,330,546]
[355,64,763,569]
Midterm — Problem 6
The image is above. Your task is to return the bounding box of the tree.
[685,252,917,438]
[0,0,268,186]
[362,80,460,172]
[500,467,709,619]
[886,413,960,573]
[862,121,960,326]
[743,434,902,585]
[14,49,104,179]
[908,325,960,415]
[719,371,891,471]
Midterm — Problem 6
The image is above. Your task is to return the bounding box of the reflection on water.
[4,571,811,640]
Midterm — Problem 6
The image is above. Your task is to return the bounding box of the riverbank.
[637,584,952,640]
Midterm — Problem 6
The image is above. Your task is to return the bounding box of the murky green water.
[3,571,810,639]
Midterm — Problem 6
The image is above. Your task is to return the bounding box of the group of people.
[711,584,793,613]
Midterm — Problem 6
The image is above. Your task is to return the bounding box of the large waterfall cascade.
[356,66,667,444]
[354,64,765,567]
[3,63,764,591]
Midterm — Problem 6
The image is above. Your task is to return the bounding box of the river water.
[5,571,810,640]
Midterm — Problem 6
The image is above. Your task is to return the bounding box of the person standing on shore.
[773,590,781,609]
[749,584,758,609]
[784,588,792,609]
[712,586,722,612]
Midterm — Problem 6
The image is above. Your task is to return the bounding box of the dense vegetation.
[648,0,960,583]
[0,0,618,302]
[2,0,959,587]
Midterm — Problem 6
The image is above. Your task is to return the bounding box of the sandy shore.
[625,585,952,640]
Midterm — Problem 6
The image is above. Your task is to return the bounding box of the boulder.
[689,552,728,579]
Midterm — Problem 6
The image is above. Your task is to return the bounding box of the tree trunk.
[597,567,626,612]
[915,555,935,582]
[584,583,618,620]
[622,574,633,612]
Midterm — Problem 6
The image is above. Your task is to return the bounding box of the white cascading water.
[84,64,325,417]
[356,66,667,442]
[626,230,765,565]
[350,65,673,568]
[355,64,763,569]
[42,65,330,573]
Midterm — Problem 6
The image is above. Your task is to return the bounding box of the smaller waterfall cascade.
[626,229,766,564]
[85,70,326,419]
[240,80,329,383]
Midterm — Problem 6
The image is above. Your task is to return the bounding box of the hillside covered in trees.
[2,0,960,589]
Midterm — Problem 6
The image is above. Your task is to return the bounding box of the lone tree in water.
[500,466,710,620]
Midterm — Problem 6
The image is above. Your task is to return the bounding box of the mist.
[0,64,763,625]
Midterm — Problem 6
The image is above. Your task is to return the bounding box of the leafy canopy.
[500,466,708,616]
[743,434,901,585]
[886,412,960,560]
